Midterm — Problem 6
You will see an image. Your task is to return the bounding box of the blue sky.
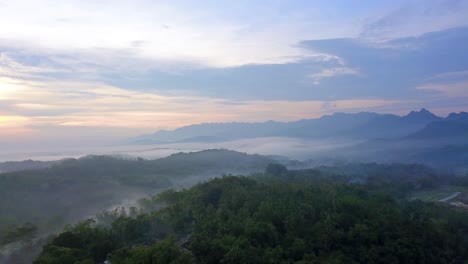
[0,0,468,146]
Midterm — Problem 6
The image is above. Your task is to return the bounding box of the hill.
[0,150,274,248]
[345,109,443,139]
[34,172,468,263]
[0,160,55,173]
[407,118,468,140]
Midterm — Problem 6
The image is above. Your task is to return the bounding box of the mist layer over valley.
[3,109,467,172]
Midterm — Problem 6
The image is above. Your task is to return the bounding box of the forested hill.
[0,150,274,251]
[0,160,55,173]
[35,169,468,263]
[3,151,468,263]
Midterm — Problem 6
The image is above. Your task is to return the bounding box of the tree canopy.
[35,171,468,263]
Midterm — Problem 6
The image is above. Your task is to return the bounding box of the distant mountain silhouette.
[132,109,460,143]
[131,112,382,143]
[125,109,468,171]
[407,112,468,140]
[446,111,468,121]
[345,109,443,139]
[403,108,441,122]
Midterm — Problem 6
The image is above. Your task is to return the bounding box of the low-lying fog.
[0,137,363,162]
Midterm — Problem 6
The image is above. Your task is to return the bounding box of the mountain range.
[129,109,468,173]
[132,109,467,144]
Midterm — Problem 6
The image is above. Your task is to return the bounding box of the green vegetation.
[35,167,468,263]
[3,151,468,263]
[0,150,273,241]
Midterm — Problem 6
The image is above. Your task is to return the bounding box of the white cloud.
[0,52,62,78]
[308,67,360,85]
[0,1,365,68]
[0,73,409,147]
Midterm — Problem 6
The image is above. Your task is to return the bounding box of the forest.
[0,150,273,241]
[31,164,468,263]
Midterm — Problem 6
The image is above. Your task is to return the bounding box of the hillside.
[3,154,467,263]
[345,109,443,139]
[34,171,468,263]
[0,160,55,173]
[0,150,274,247]
[407,119,468,140]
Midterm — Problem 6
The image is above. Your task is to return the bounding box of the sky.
[1,0,468,148]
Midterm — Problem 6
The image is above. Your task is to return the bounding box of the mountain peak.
[447,112,468,121]
[403,108,439,121]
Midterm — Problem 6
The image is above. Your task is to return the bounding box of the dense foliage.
[35,169,468,263]
[0,150,273,244]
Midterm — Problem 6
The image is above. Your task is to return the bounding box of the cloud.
[0,0,363,68]
[361,0,468,40]
[1,72,414,147]
[308,67,360,85]
[0,52,61,79]
[1,1,467,71]
[0,76,404,127]
[417,81,468,97]
[425,70,468,82]
[300,27,468,100]
[2,26,468,107]
[0,2,467,103]
[417,69,468,98]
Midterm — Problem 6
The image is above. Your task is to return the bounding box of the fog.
[0,151,269,264]
[0,137,363,162]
